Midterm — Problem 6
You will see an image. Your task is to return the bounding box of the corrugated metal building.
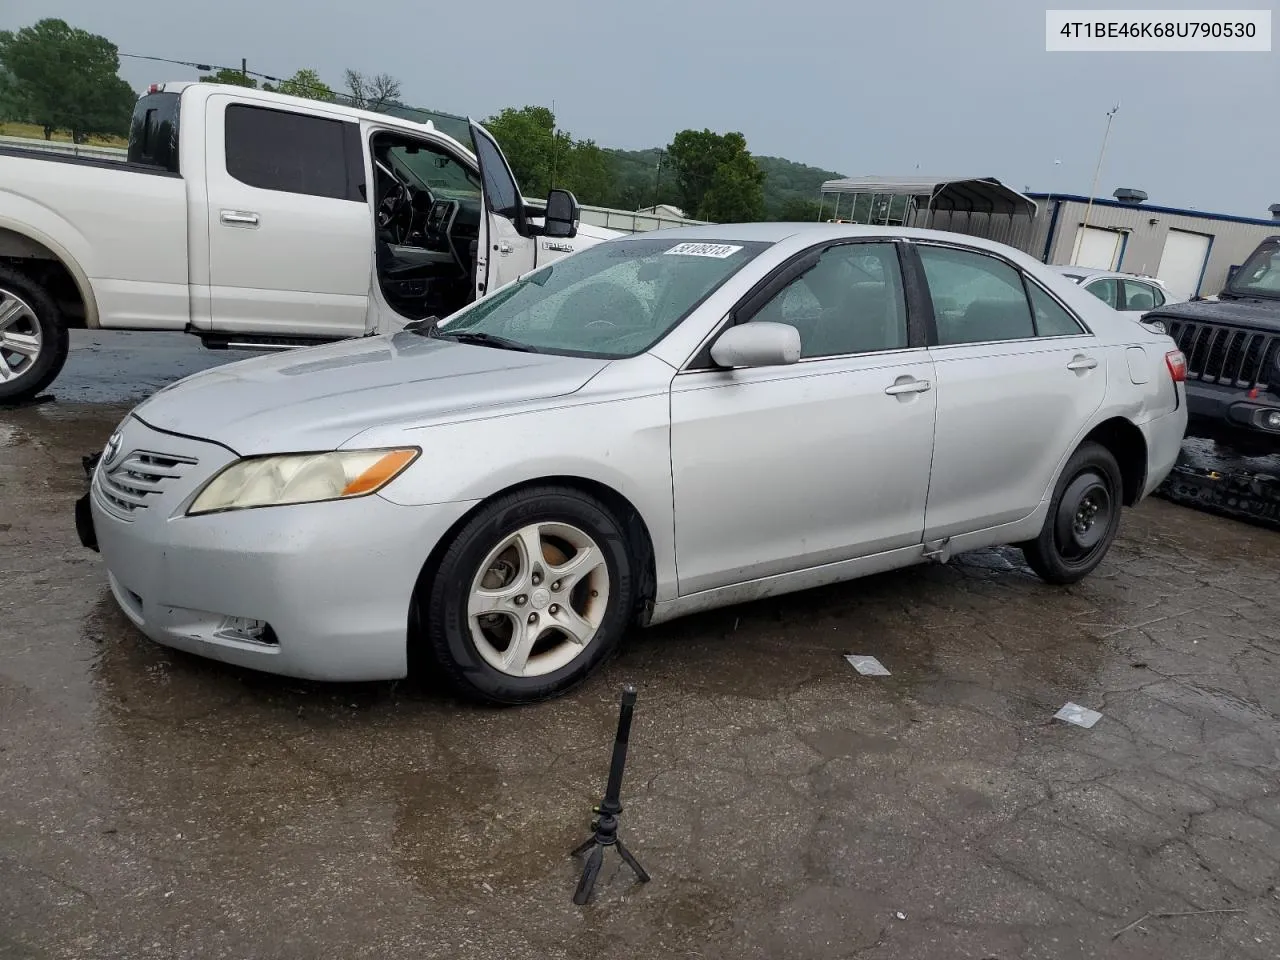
[1028,192,1280,301]
[818,176,1040,251]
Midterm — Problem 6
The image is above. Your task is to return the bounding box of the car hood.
[1148,297,1280,331]
[131,333,610,455]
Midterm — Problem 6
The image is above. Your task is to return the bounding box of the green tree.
[199,67,257,88]
[278,68,333,102]
[0,18,137,141]
[483,105,561,198]
[665,129,765,222]
[481,105,618,205]
[699,151,766,222]
[560,139,614,206]
[772,197,822,222]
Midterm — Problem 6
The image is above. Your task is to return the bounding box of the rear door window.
[917,246,1036,345]
[224,104,359,201]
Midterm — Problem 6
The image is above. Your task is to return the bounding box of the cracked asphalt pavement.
[3,332,1280,959]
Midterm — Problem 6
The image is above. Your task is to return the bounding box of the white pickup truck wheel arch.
[0,221,99,329]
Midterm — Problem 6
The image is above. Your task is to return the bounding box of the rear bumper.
[1137,407,1189,500]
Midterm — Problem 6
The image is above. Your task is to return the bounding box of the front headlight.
[187,448,420,515]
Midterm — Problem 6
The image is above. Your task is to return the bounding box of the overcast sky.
[4,0,1277,217]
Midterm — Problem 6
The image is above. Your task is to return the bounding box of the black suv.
[1144,236,1280,456]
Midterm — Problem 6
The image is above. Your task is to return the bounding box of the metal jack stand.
[571,684,650,904]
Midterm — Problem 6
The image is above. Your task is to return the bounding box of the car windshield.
[1227,241,1280,298]
[436,238,768,357]
[387,144,481,200]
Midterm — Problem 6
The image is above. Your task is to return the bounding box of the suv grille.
[1166,320,1278,390]
[98,450,198,517]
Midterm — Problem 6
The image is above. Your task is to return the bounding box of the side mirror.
[710,322,801,369]
[544,188,580,239]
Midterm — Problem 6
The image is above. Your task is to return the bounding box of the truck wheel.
[0,265,69,405]
[419,486,635,705]
[1020,441,1123,585]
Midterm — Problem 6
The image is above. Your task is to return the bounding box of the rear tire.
[1021,441,1123,585]
[0,265,69,405]
[419,486,636,705]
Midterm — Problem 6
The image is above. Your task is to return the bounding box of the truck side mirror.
[544,189,580,239]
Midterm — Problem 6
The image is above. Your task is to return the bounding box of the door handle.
[1067,355,1098,371]
[220,210,260,227]
[496,241,513,255]
[884,378,932,396]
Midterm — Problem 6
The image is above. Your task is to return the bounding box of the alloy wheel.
[466,521,611,678]
[0,289,42,383]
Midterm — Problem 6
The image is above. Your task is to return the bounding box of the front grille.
[98,450,198,517]
[1167,320,1278,390]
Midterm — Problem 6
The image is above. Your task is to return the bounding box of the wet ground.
[3,333,1280,959]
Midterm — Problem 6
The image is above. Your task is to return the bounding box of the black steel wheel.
[1021,441,1124,585]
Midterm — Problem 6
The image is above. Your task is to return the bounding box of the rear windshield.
[127,92,181,173]
[1227,240,1280,298]
[438,238,769,358]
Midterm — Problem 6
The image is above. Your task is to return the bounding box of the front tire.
[0,265,69,405]
[420,486,636,705]
[1021,441,1123,585]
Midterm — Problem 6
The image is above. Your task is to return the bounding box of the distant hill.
[753,155,846,218]
[602,147,844,219]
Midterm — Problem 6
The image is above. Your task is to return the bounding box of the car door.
[468,121,538,299]
[202,96,372,337]
[912,242,1107,541]
[669,241,937,595]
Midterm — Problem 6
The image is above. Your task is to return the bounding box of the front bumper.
[83,416,475,681]
[1184,380,1280,447]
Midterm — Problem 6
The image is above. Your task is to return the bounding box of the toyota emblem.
[102,431,123,466]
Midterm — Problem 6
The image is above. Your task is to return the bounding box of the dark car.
[1143,236,1280,456]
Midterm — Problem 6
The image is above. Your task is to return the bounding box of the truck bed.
[0,147,178,178]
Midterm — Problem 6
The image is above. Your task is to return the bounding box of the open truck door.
[468,120,582,298]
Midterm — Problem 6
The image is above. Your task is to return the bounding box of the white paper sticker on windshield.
[664,242,744,259]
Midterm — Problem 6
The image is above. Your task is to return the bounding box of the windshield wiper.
[433,330,539,353]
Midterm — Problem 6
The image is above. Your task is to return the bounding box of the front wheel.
[419,486,636,705]
[0,265,70,405]
[1021,441,1123,585]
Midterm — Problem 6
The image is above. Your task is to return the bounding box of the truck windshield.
[388,145,480,200]
[436,238,768,358]
[1227,240,1280,298]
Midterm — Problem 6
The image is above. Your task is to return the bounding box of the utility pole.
[1074,103,1119,264]
[241,58,248,81]
[652,150,664,209]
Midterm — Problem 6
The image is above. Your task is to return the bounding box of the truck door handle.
[884,377,932,396]
[496,241,513,255]
[220,210,260,227]
[1067,355,1098,371]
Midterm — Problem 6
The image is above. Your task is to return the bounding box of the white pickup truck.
[0,82,620,403]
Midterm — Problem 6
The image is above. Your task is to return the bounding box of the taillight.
[1165,350,1186,383]
[148,83,159,94]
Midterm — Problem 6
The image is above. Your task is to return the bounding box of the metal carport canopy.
[819,176,1038,216]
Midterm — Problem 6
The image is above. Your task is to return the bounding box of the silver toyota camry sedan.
[80,224,1189,704]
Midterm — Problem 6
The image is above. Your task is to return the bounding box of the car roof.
[1051,265,1167,286]
[613,222,1050,258]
